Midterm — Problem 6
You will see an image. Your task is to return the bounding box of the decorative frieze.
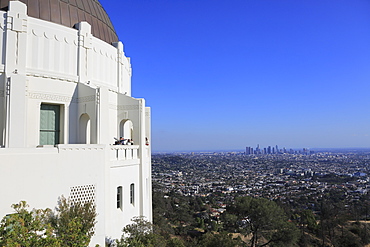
[59,147,104,151]
[117,105,140,111]
[31,28,78,45]
[28,91,72,102]
[26,73,78,83]
[109,104,140,111]
[75,95,96,103]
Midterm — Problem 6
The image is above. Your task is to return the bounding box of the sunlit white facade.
[0,1,152,245]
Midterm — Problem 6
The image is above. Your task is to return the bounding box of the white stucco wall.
[0,1,151,246]
[0,145,106,244]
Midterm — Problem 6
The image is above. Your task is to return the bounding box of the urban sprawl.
[153,148,370,211]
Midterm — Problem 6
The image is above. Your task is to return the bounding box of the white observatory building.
[0,0,152,245]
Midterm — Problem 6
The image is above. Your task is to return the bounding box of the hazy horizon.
[152,147,370,154]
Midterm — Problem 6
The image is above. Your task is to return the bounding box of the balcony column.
[96,86,110,144]
[4,1,28,148]
[76,22,92,85]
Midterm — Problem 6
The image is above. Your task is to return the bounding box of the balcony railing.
[110,145,139,161]
[0,144,141,162]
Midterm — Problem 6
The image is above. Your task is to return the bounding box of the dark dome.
[0,0,118,44]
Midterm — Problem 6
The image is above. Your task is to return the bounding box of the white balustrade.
[110,145,139,161]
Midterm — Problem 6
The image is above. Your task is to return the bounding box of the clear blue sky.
[100,0,370,152]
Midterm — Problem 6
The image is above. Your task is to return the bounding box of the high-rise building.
[0,1,151,245]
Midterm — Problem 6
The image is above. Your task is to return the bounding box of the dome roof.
[0,0,118,44]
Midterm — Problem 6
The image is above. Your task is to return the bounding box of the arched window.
[79,114,90,144]
[119,119,133,141]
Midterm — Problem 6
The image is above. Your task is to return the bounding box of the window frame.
[117,186,123,209]
[39,103,61,145]
[130,183,135,205]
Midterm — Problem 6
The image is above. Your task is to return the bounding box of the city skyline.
[101,0,370,152]
[245,144,313,155]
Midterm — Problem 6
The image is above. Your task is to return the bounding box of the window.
[79,114,91,144]
[130,183,135,205]
[40,104,60,145]
[117,186,122,209]
[119,119,133,142]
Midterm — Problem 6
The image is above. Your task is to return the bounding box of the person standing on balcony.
[120,137,126,145]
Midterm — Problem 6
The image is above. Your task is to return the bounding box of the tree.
[228,196,299,247]
[333,230,362,247]
[299,209,318,232]
[0,197,97,247]
[116,216,187,247]
[318,198,348,246]
[198,232,241,247]
[167,238,187,247]
[0,201,60,247]
[221,213,239,232]
[116,216,166,247]
[49,196,97,247]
